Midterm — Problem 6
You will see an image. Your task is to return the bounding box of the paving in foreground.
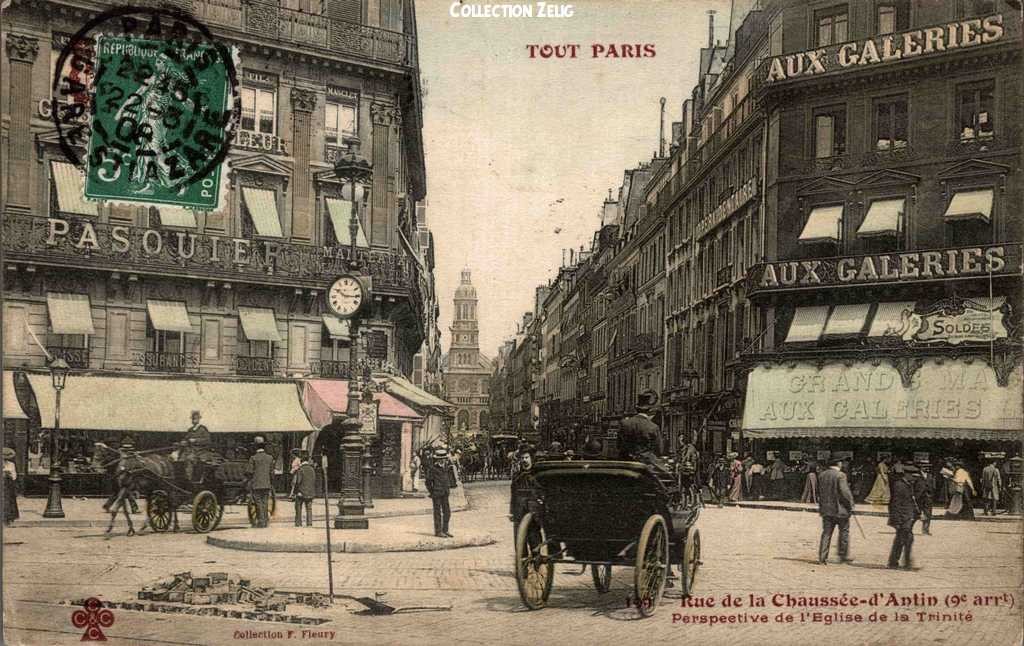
[3,481,1022,646]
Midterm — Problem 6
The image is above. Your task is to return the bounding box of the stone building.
[442,269,492,435]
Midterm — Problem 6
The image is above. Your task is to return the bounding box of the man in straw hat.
[817,456,855,565]
[425,447,458,538]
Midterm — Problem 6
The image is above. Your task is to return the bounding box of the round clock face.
[327,275,363,317]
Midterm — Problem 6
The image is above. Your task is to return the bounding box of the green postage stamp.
[84,35,236,210]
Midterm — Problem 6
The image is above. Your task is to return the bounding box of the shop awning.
[944,188,993,222]
[302,379,421,428]
[24,373,315,433]
[147,300,195,334]
[823,304,870,336]
[741,360,1022,438]
[238,307,282,342]
[784,306,829,343]
[51,161,98,217]
[384,375,455,411]
[325,198,369,247]
[46,292,96,335]
[798,205,843,243]
[3,371,27,420]
[242,187,283,237]
[857,198,903,237]
[321,314,351,340]
[157,206,197,228]
[867,301,916,337]
[967,296,1005,311]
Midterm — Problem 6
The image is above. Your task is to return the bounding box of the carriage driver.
[179,410,212,482]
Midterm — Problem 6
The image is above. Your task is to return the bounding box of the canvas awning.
[798,205,843,243]
[302,379,421,428]
[24,373,315,433]
[784,306,829,343]
[46,292,96,335]
[321,314,351,340]
[3,371,27,420]
[384,375,455,411]
[146,300,195,334]
[157,206,197,228]
[238,307,281,342]
[867,301,916,338]
[944,188,993,222]
[50,161,98,217]
[741,360,1022,439]
[242,187,283,237]
[857,198,903,237]
[325,198,369,247]
[823,304,870,336]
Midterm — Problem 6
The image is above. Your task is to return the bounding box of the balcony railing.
[133,351,200,373]
[310,359,351,379]
[236,356,281,377]
[46,346,90,369]
[716,264,733,287]
[187,0,416,69]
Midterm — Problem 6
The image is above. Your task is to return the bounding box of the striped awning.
[944,189,993,222]
[158,206,197,228]
[325,198,369,247]
[242,187,283,237]
[50,161,98,217]
[238,307,281,342]
[823,304,870,336]
[966,296,1006,311]
[867,301,916,338]
[46,292,96,335]
[146,300,195,334]
[321,314,351,340]
[857,198,903,237]
[798,205,843,243]
[784,306,829,343]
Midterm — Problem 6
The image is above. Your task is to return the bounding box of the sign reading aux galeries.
[748,244,1022,294]
[762,14,1014,85]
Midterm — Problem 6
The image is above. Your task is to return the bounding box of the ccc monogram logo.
[71,597,115,641]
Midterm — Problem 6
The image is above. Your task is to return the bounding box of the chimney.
[707,9,716,48]
[659,97,666,157]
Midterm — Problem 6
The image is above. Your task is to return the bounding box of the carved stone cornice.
[6,34,39,63]
[290,88,317,114]
[370,103,401,127]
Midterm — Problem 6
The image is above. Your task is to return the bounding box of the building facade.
[442,269,491,435]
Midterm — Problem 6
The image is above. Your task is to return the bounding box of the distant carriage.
[94,443,275,533]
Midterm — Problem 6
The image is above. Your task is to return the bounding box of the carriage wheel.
[591,564,612,594]
[680,528,701,597]
[146,490,173,533]
[514,512,554,610]
[191,490,221,534]
[634,515,669,618]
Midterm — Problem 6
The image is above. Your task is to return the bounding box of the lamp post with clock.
[328,138,373,529]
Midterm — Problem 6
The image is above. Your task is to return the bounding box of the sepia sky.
[417,0,732,359]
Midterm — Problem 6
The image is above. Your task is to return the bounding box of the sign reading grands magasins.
[748,244,1022,294]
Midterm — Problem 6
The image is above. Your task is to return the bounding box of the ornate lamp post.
[42,358,70,518]
[332,139,373,530]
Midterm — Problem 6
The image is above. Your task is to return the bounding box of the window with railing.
[956,81,995,142]
[241,87,276,135]
[325,101,357,145]
[47,335,90,368]
[873,96,909,152]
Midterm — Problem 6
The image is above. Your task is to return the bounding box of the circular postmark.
[52,6,240,206]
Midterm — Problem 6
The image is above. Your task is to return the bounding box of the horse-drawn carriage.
[94,443,276,533]
[509,459,701,617]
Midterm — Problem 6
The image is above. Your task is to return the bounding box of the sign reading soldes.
[761,14,1011,85]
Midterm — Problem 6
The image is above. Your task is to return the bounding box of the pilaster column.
[290,87,317,241]
[5,34,40,210]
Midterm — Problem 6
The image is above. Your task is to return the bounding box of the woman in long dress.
[800,461,818,503]
[864,458,891,505]
[728,454,744,502]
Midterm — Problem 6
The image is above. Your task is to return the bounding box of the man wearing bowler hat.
[888,462,921,569]
[425,447,458,538]
[246,436,275,528]
[817,456,855,565]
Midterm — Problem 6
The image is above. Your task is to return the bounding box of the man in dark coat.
[180,410,212,482]
[817,457,855,565]
[888,463,920,569]
[291,453,316,527]
[246,436,275,528]
[917,461,935,535]
[425,447,457,538]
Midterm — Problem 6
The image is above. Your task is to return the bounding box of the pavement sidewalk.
[713,497,1021,522]
[9,485,469,529]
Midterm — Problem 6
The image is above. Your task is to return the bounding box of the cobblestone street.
[3,482,1021,645]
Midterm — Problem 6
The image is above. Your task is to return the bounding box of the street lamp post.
[679,368,700,452]
[42,358,70,519]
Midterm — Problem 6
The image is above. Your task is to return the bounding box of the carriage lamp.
[43,358,71,519]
